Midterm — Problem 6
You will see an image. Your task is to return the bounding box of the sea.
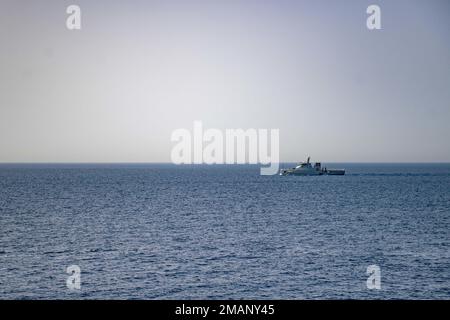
[0,163,449,299]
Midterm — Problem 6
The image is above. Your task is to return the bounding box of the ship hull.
[326,169,345,175]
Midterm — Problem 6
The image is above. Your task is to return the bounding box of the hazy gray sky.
[1,0,449,162]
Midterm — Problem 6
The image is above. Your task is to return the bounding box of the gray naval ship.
[279,157,345,176]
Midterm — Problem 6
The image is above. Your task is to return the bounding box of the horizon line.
[1,161,450,165]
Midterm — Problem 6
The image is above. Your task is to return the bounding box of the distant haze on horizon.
[1,0,449,163]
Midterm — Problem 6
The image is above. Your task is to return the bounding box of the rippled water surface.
[0,163,449,299]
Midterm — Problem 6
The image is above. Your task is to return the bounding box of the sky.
[0,0,449,162]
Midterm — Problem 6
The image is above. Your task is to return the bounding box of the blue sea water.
[0,163,449,299]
